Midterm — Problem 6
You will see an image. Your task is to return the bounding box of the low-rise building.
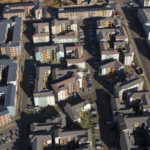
[3,2,35,19]
[66,45,86,69]
[34,65,55,107]
[51,19,78,35]
[0,108,11,127]
[58,4,116,20]
[99,59,124,76]
[0,17,22,58]
[114,72,144,100]
[64,100,91,123]
[51,67,83,101]
[33,22,50,44]
[35,44,65,64]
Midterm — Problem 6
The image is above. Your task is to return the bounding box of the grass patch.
[124,65,135,72]
[79,111,97,149]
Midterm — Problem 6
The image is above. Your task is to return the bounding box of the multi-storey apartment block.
[52,31,78,44]
[99,59,124,76]
[3,2,35,19]
[29,113,93,150]
[51,67,83,101]
[0,17,22,58]
[0,108,11,127]
[33,22,50,44]
[51,19,78,35]
[66,45,86,69]
[35,44,64,64]
[34,65,55,107]
[97,18,121,29]
[99,42,120,61]
[35,0,42,19]
[54,128,93,150]
[138,8,150,46]
[114,72,144,100]
[111,91,150,150]
[58,4,116,20]
[64,100,91,123]
[139,0,150,7]
[0,59,18,118]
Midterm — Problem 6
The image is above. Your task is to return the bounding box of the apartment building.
[35,44,64,64]
[138,8,150,46]
[51,67,83,101]
[29,116,63,150]
[99,42,120,61]
[66,45,86,69]
[97,18,121,29]
[3,2,34,19]
[99,59,124,76]
[0,59,18,117]
[58,4,116,20]
[33,22,50,43]
[139,0,150,7]
[0,17,22,58]
[51,19,78,35]
[54,128,93,150]
[52,31,78,44]
[111,89,150,150]
[64,100,91,123]
[115,27,128,42]
[34,65,55,107]
[114,72,144,100]
[0,108,11,127]
[97,28,116,42]
[29,114,93,150]
[126,91,150,110]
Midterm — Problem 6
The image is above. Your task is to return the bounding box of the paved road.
[117,0,150,90]
[83,25,117,149]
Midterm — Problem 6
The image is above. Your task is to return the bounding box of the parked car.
[96,144,103,149]
[93,123,99,129]
[95,139,102,144]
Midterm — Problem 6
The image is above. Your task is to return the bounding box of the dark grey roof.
[7,61,17,83]
[58,4,116,13]
[4,84,16,107]
[35,44,64,53]
[100,59,123,69]
[0,21,8,43]
[34,65,51,92]
[114,72,143,91]
[4,2,34,8]
[0,107,9,116]
[12,17,22,42]
[0,59,18,83]
[3,9,25,14]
